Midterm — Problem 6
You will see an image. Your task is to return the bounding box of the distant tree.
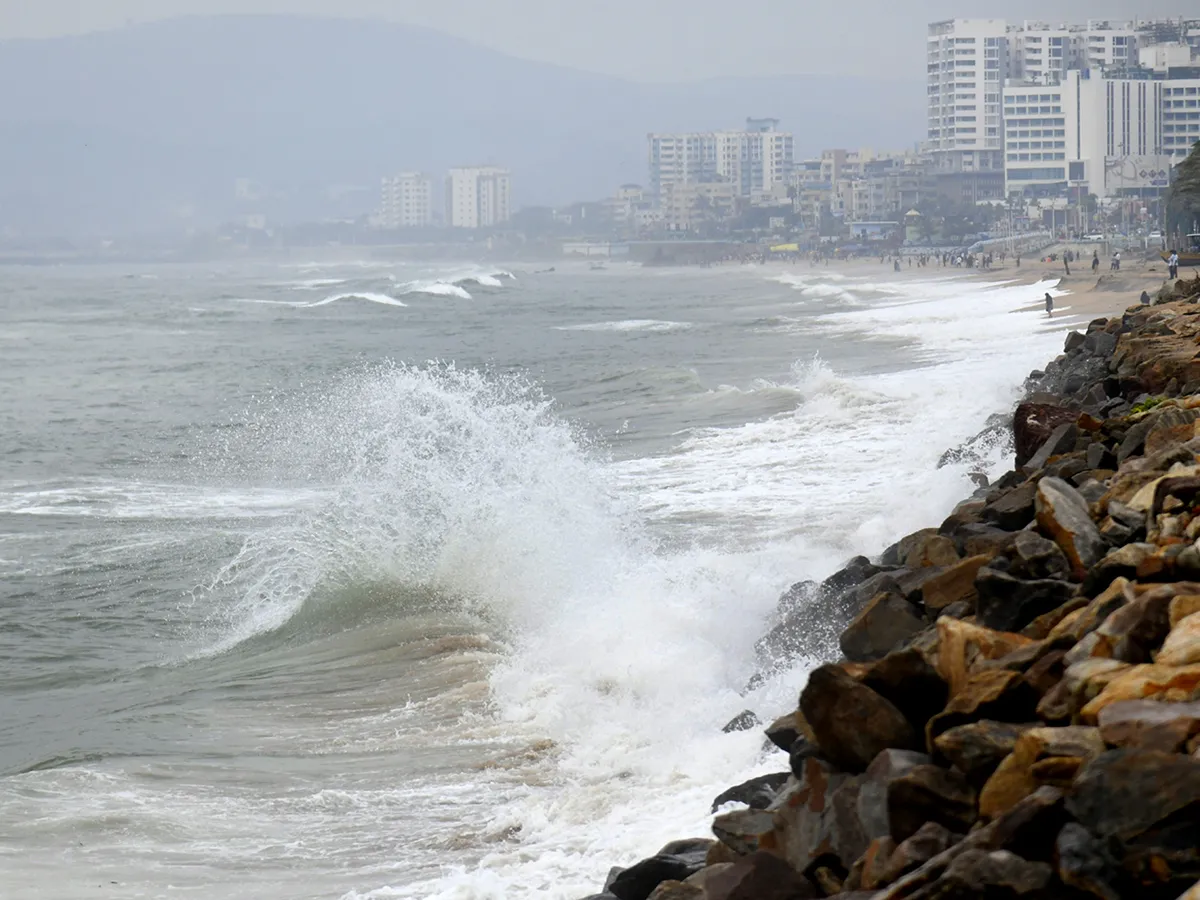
[1167,141,1200,237]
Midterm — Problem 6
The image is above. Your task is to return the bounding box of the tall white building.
[379,172,434,229]
[446,167,512,229]
[1164,78,1200,160]
[647,120,794,199]
[926,19,1008,173]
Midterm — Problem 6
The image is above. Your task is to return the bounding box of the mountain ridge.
[0,15,923,234]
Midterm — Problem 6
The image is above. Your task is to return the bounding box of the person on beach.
[1111,251,1121,271]
[1169,250,1180,280]
[1092,250,1099,273]
[1064,255,1071,276]
[1045,292,1054,317]
[1016,256,1021,268]
[1141,290,1152,306]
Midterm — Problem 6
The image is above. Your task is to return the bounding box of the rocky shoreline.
[577,274,1200,900]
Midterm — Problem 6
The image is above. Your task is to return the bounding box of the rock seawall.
[578,275,1200,900]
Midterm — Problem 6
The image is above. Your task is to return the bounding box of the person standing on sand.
[1064,254,1071,276]
[1169,250,1180,280]
[1045,292,1054,317]
[1092,250,1099,272]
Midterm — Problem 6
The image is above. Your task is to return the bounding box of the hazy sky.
[0,0,1190,81]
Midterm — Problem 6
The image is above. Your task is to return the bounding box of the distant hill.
[0,16,923,235]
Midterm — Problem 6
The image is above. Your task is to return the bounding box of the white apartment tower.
[446,167,512,229]
[379,172,434,229]
[926,19,1009,173]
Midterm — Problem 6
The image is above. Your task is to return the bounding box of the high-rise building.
[647,120,794,199]
[926,19,1009,174]
[445,167,512,229]
[379,172,434,229]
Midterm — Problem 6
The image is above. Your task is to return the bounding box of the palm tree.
[1167,141,1200,239]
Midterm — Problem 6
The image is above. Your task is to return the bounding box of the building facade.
[648,120,794,199]
[926,19,1008,174]
[446,167,512,229]
[379,172,434,229]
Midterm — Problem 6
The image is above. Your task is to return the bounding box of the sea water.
[0,259,1071,899]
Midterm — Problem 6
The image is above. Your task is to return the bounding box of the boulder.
[978,726,1105,820]
[934,618,1034,698]
[1172,593,1200,627]
[1159,612,1200,666]
[905,533,960,569]
[1097,699,1200,753]
[933,720,1036,787]
[711,809,777,856]
[927,669,1039,749]
[765,712,808,752]
[771,755,869,874]
[872,822,958,889]
[1014,403,1078,467]
[1035,477,1108,580]
[711,773,791,813]
[1008,531,1072,581]
[1036,659,1131,722]
[850,836,897,891]
[1026,423,1078,472]
[861,646,949,730]
[839,592,927,663]
[1079,663,1200,722]
[788,737,823,779]
[975,567,1076,633]
[1065,749,1200,841]
[983,481,1039,531]
[1054,823,1121,900]
[857,749,933,841]
[920,555,991,614]
[644,884,701,900]
[1045,577,1130,645]
[919,848,1053,898]
[886,764,977,842]
[702,851,819,900]
[1064,582,1180,666]
[800,664,919,773]
[609,855,708,900]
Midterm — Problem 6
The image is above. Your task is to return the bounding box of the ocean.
[0,259,1069,899]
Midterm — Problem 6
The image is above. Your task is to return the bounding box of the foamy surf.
[555,320,694,333]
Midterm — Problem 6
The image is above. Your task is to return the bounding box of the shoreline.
[577,274,1200,900]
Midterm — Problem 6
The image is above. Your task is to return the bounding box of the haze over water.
[1,260,1069,898]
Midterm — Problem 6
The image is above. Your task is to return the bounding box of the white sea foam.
[555,320,693,333]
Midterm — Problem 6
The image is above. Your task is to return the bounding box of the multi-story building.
[647,120,794,200]
[1164,78,1200,160]
[660,181,738,232]
[379,172,434,229]
[926,19,1008,174]
[445,167,512,229]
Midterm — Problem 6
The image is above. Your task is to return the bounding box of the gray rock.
[721,710,760,733]
[711,773,791,812]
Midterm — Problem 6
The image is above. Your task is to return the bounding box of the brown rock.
[1022,595,1089,639]
[906,533,960,569]
[766,712,810,752]
[874,822,957,888]
[1097,699,1200,752]
[840,592,927,663]
[978,727,1105,820]
[809,866,843,895]
[1179,880,1200,900]
[886,764,977,842]
[917,848,1053,898]
[934,618,1034,698]
[1022,648,1068,697]
[1159,612,1200,666]
[1066,749,1200,841]
[1079,663,1200,722]
[861,647,949,731]
[1035,477,1108,580]
[920,555,991,613]
[800,665,918,773]
[1037,659,1132,722]
[703,851,819,900]
[711,808,777,856]
[983,481,1039,531]
[856,749,932,841]
[684,862,733,889]
[926,669,1039,749]
[1172,594,1200,627]
[1046,577,1131,644]
[766,756,870,874]
[1065,582,1179,666]
[706,841,741,866]
[975,567,1077,634]
[847,836,896,891]
[933,720,1035,787]
[645,882,703,900]
[1015,403,1078,467]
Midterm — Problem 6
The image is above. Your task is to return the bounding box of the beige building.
[446,167,512,229]
[379,172,434,229]
[660,182,738,232]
